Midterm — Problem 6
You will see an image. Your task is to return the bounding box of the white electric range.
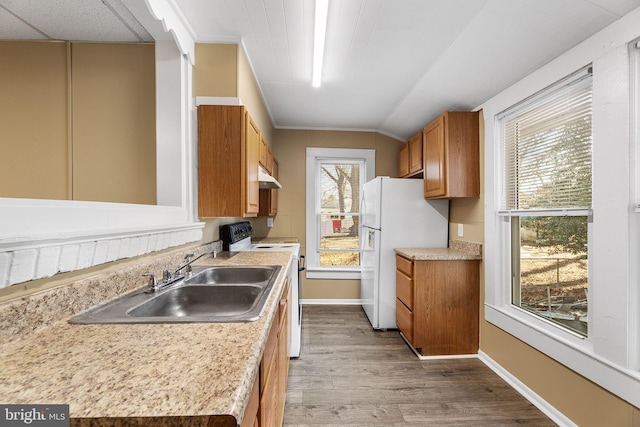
[221,222,303,357]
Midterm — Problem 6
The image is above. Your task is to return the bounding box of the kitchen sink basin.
[128,285,263,318]
[184,266,276,286]
[69,265,281,324]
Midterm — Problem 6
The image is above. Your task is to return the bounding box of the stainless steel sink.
[69,265,281,324]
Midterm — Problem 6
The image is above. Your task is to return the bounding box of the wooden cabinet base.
[399,331,479,360]
[396,255,479,358]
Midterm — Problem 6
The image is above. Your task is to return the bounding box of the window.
[499,66,592,336]
[484,25,640,409]
[305,148,375,278]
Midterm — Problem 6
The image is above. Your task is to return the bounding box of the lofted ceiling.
[2,0,639,141]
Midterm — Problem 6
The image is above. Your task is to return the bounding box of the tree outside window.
[319,162,361,266]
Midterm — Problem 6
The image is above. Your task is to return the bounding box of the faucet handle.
[183,252,195,261]
[142,273,158,292]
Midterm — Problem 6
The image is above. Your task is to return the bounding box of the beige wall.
[71,43,156,204]
[237,47,273,144]
[0,41,70,199]
[193,44,237,98]
[0,41,156,204]
[253,129,402,300]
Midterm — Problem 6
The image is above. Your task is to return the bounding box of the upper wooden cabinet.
[423,111,479,199]
[398,142,409,177]
[259,158,279,217]
[197,105,260,217]
[259,136,274,175]
[398,131,423,178]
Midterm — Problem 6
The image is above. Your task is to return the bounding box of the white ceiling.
[2,0,639,141]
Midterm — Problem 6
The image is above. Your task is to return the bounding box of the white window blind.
[501,67,593,212]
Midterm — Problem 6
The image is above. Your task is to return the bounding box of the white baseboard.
[300,299,364,305]
[399,332,478,360]
[478,351,577,427]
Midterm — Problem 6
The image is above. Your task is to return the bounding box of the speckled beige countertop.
[0,247,294,426]
[395,240,483,261]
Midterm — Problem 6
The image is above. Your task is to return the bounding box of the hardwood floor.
[283,305,556,426]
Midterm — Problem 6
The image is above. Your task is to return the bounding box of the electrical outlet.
[267,217,274,227]
[457,223,464,237]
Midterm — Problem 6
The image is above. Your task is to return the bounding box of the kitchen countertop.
[395,240,482,261]
[0,249,294,426]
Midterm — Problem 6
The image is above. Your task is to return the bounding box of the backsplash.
[0,241,222,347]
[449,239,482,256]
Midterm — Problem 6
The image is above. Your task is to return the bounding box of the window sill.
[485,304,640,408]
[305,268,361,280]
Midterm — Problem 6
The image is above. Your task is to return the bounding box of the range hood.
[258,166,282,189]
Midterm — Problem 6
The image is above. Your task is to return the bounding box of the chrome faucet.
[142,250,218,293]
[173,250,217,278]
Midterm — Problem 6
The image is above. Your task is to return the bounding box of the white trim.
[301,299,364,305]
[142,0,196,64]
[305,147,375,278]
[478,351,578,427]
[0,222,203,288]
[497,208,592,217]
[195,96,243,107]
[305,269,361,280]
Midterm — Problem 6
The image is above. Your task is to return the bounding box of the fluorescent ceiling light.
[312,0,329,88]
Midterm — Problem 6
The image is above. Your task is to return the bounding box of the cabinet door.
[398,142,409,177]
[276,280,290,426]
[240,375,259,427]
[413,260,480,356]
[245,114,260,216]
[270,159,278,215]
[423,116,446,198]
[259,137,268,171]
[408,132,423,174]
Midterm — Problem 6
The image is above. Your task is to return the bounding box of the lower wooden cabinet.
[395,255,479,357]
[240,374,260,427]
[253,277,290,427]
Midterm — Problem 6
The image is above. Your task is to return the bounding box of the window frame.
[497,67,593,338]
[483,34,640,408]
[305,147,375,279]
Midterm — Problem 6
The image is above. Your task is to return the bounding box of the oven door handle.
[298,255,306,272]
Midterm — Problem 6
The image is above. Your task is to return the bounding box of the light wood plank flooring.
[284,305,556,426]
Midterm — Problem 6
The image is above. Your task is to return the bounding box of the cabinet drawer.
[396,255,413,277]
[396,298,413,345]
[396,270,413,310]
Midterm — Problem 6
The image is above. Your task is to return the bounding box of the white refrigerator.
[360,177,449,329]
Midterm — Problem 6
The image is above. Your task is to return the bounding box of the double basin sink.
[70,265,281,324]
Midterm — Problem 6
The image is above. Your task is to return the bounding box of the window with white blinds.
[501,67,593,213]
[498,66,593,337]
